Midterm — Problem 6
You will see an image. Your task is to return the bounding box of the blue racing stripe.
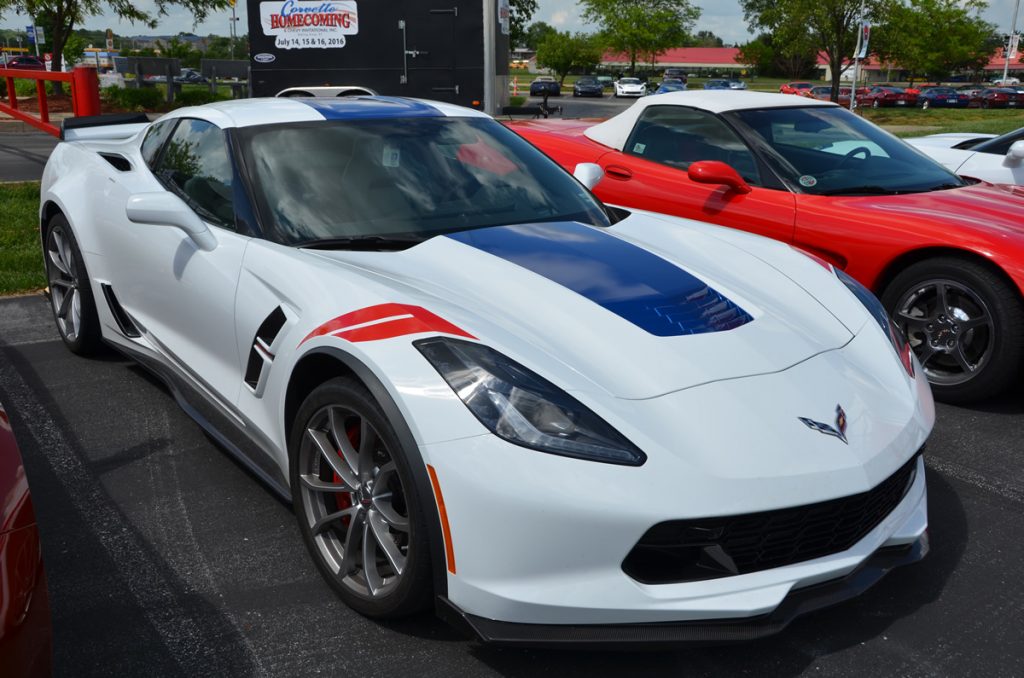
[299,96,442,120]
[447,222,752,336]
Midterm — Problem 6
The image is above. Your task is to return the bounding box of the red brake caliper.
[333,422,362,524]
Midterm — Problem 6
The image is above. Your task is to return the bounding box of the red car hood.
[828,183,1024,236]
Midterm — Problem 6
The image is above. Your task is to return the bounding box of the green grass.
[0,182,46,295]
[861,108,1024,137]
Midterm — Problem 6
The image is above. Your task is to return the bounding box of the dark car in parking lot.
[858,86,918,108]
[972,87,1020,108]
[0,55,46,71]
[917,87,971,109]
[173,68,208,84]
[572,76,604,97]
[654,78,686,94]
[529,76,561,97]
[704,79,731,90]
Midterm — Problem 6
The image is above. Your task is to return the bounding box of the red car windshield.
[726,106,966,196]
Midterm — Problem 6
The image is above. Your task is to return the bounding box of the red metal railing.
[1,66,101,137]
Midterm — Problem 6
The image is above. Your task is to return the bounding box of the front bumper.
[440,534,928,648]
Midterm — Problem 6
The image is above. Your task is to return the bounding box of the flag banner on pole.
[856,22,871,59]
[1010,34,1020,60]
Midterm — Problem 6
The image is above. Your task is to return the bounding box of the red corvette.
[0,401,51,677]
[972,88,1021,109]
[858,86,918,108]
[509,91,1024,403]
[780,82,814,96]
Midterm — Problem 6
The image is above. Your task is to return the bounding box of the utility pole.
[229,0,238,60]
[850,0,867,112]
[1003,0,1021,84]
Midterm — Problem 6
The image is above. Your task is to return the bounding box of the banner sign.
[1009,33,1020,60]
[855,22,870,59]
[260,0,359,50]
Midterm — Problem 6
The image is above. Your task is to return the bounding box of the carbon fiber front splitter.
[437,534,928,649]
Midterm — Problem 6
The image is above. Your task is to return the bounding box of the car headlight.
[835,268,915,378]
[415,337,646,466]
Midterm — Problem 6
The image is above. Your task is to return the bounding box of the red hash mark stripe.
[300,303,475,346]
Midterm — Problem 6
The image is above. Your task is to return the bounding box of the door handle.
[604,165,633,180]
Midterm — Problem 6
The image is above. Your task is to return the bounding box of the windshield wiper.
[819,186,908,196]
[296,235,426,251]
[924,183,963,192]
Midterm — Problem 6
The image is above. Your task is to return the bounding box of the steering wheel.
[837,145,872,169]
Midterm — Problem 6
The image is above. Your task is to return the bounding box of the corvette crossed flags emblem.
[798,404,848,445]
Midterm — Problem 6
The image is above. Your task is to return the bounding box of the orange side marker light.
[427,464,456,574]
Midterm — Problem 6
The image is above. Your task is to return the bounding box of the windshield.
[578,78,598,85]
[238,117,610,246]
[925,88,956,95]
[620,78,641,84]
[726,106,966,195]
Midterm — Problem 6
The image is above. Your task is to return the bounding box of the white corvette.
[906,127,1024,185]
[40,97,933,646]
[614,77,647,98]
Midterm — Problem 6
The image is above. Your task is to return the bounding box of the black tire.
[872,99,880,108]
[921,99,930,109]
[289,377,433,618]
[44,214,102,355]
[981,99,990,109]
[881,257,1024,404]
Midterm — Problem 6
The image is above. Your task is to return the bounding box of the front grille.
[623,452,921,584]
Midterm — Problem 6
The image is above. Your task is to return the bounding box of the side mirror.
[1003,140,1024,168]
[126,192,217,251]
[687,160,752,194]
[573,162,604,190]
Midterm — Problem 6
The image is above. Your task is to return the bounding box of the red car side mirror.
[687,161,752,194]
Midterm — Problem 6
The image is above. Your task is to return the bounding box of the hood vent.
[244,307,288,396]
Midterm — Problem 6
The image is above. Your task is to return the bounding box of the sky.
[0,0,1020,46]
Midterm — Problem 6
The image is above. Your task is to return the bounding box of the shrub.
[102,86,163,111]
[174,89,230,107]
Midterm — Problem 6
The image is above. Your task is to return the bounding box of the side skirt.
[112,340,292,502]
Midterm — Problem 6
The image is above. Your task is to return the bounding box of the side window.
[624,105,761,184]
[155,118,235,229]
[140,120,176,170]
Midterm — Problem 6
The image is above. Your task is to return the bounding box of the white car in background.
[907,127,1024,185]
[614,77,647,97]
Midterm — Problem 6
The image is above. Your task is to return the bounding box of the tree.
[535,31,603,85]
[872,0,995,82]
[62,30,86,68]
[523,21,557,51]
[690,30,724,47]
[737,32,818,78]
[509,0,538,50]
[580,0,700,75]
[741,0,891,102]
[0,0,229,89]
[157,36,200,68]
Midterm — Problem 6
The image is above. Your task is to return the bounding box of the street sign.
[106,28,114,51]
[26,26,35,44]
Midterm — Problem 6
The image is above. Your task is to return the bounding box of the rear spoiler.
[60,113,151,142]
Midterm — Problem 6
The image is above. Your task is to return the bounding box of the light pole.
[1003,0,1021,84]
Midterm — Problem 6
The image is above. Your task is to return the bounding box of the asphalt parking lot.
[1,294,1022,677]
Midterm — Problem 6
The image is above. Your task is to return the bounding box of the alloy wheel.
[45,226,82,342]
[298,404,410,599]
[892,279,994,386]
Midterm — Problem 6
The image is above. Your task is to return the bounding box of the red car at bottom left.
[0,401,52,677]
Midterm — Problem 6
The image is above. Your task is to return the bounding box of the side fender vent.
[244,306,289,396]
[100,284,141,338]
[99,153,133,172]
